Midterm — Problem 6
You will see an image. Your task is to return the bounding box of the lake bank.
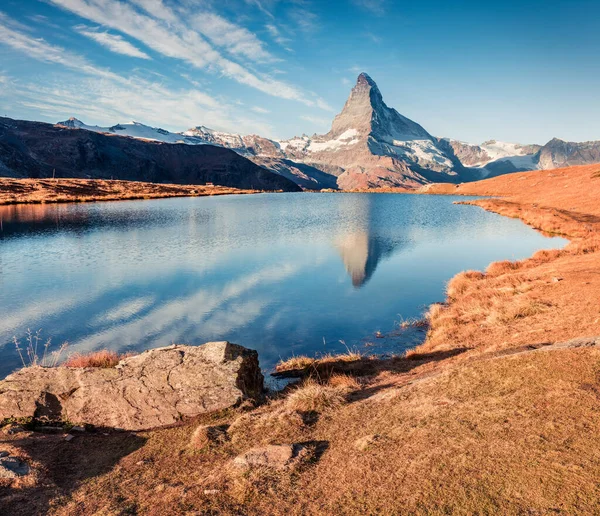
[0,191,564,377]
[2,164,600,514]
[0,178,259,206]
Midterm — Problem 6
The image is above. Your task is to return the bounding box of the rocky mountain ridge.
[0,117,301,192]
[52,73,600,189]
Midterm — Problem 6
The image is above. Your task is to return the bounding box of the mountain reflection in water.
[0,193,567,376]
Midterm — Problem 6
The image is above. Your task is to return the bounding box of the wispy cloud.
[251,106,270,114]
[75,26,151,59]
[364,31,382,44]
[245,0,275,19]
[192,12,276,63]
[352,0,387,15]
[0,13,276,135]
[27,14,62,29]
[0,13,122,82]
[265,23,292,51]
[300,114,329,126]
[46,0,329,108]
[288,4,320,33]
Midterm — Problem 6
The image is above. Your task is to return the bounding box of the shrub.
[486,260,522,276]
[285,380,346,412]
[63,350,133,368]
[446,270,484,299]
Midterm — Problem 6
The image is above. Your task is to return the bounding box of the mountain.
[269,73,470,189]
[56,74,472,189]
[537,138,600,170]
[441,139,542,173]
[53,74,600,189]
[0,117,301,192]
[444,137,600,176]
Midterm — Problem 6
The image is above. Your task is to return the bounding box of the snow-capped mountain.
[441,138,542,177]
[266,73,468,189]
[57,117,204,145]
[56,73,600,189]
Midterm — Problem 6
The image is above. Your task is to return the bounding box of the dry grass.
[486,259,523,276]
[284,380,347,412]
[446,269,484,299]
[0,178,257,206]
[275,350,363,375]
[8,345,600,516]
[63,350,133,368]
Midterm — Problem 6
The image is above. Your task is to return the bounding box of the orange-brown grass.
[284,379,347,412]
[7,345,600,515]
[0,178,258,206]
[446,269,484,299]
[274,350,363,376]
[63,350,133,368]
[416,164,600,356]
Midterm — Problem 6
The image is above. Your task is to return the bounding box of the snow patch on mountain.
[307,128,360,152]
[57,117,196,145]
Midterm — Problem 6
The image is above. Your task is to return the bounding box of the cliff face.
[0,117,301,192]
[537,138,600,170]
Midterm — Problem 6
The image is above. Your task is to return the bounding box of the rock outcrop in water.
[0,342,264,431]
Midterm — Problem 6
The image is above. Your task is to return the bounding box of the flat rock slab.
[232,444,296,471]
[0,342,264,431]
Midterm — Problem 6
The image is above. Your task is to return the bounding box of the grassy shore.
[0,178,258,205]
[2,164,600,515]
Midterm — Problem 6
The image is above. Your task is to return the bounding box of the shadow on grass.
[272,348,468,381]
[0,428,146,516]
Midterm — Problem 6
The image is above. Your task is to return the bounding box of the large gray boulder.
[0,342,264,431]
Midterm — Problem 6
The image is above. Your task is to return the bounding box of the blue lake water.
[0,193,567,376]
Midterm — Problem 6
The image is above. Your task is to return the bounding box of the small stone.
[232,444,295,471]
[203,489,220,495]
[552,277,563,282]
[71,426,86,432]
[64,434,75,442]
[189,424,229,449]
[0,457,30,478]
[354,434,384,451]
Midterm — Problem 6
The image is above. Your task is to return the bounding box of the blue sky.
[0,0,598,144]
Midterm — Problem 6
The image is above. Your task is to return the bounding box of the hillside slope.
[2,165,600,515]
[0,117,301,193]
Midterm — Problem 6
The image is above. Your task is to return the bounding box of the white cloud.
[0,13,121,82]
[193,12,276,63]
[251,106,270,114]
[0,14,276,135]
[265,23,292,50]
[12,75,275,136]
[341,77,351,86]
[288,5,320,33]
[76,27,151,59]
[300,115,329,126]
[47,0,329,108]
[352,0,387,15]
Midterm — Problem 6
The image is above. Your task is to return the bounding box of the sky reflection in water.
[0,193,567,375]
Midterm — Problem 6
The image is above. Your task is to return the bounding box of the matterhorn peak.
[356,72,376,87]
